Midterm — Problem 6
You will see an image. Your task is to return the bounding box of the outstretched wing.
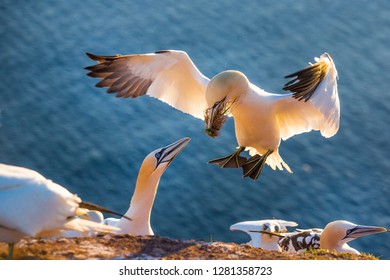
[85,50,210,119]
[275,53,340,140]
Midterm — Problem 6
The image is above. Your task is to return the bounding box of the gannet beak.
[342,225,388,240]
[78,201,132,221]
[249,230,286,238]
[204,98,228,138]
[156,137,191,168]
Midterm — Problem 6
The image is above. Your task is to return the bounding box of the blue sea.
[1,0,389,259]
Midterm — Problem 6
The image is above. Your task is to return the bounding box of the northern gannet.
[278,220,388,254]
[230,219,298,251]
[103,137,190,235]
[0,163,122,259]
[85,50,339,181]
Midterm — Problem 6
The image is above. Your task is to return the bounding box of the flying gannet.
[278,220,388,254]
[85,50,339,181]
[230,219,298,251]
[103,137,190,235]
[0,163,123,259]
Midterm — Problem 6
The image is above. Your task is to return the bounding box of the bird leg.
[208,146,247,168]
[8,243,14,260]
[242,150,273,181]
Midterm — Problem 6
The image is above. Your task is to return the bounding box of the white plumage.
[85,50,339,180]
[230,219,298,251]
[103,137,190,235]
[0,163,119,258]
[278,220,388,254]
[58,210,105,238]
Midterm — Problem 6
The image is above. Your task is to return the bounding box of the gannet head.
[230,219,297,250]
[79,210,104,224]
[140,137,191,177]
[320,220,388,254]
[204,70,249,138]
[118,137,191,235]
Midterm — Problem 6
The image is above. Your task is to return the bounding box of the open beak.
[156,137,191,168]
[342,225,388,240]
[204,99,228,138]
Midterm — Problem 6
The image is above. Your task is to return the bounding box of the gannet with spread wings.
[85,50,339,181]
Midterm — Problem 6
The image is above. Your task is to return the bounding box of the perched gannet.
[230,219,298,251]
[278,220,388,254]
[85,50,339,180]
[103,137,190,235]
[0,163,122,259]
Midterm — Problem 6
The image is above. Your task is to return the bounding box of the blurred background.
[1,0,389,258]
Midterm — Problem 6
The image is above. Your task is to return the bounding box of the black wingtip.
[85,52,100,61]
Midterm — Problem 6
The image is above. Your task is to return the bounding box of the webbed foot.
[242,150,273,181]
[208,146,247,168]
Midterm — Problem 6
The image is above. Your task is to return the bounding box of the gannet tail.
[247,148,292,173]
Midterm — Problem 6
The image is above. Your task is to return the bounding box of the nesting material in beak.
[204,98,229,138]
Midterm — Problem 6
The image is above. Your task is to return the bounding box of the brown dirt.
[0,234,377,260]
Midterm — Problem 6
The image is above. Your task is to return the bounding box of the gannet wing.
[274,53,340,140]
[0,177,81,237]
[278,230,321,252]
[0,163,46,191]
[85,50,210,119]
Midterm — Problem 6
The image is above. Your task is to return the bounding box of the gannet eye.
[275,225,280,232]
[155,152,162,159]
[346,228,355,236]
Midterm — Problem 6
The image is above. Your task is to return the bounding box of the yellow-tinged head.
[138,137,191,177]
[204,70,249,137]
[320,220,388,254]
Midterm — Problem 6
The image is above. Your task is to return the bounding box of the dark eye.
[275,225,280,232]
[155,152,162,159]
[346,228,353,235]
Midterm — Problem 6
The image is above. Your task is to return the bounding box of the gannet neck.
[246,232,261,247]
[320,220,352,251]
[117,167,161,235]
[116,137,191,236]
[337,243,360,254]
[260,234,282,251]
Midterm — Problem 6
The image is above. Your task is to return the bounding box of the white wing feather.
[0,164,118,237]
[86,50,210,119]
[275,53,340,140]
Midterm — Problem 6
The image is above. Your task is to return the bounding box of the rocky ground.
[0,234,377,260]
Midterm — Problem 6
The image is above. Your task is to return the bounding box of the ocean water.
[1,0,389,259]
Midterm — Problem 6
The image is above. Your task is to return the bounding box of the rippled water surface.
[1,0,389,258]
